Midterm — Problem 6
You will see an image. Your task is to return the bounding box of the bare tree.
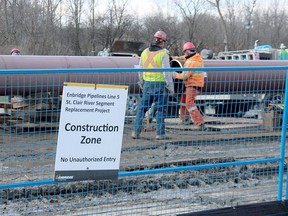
[87,0,97,55]
[207,0,229,51]
[97,0,133,49]
[0,0,288,56]
[67,0,84,55]
[20,0,44,54]
[267,0,287,47]
[0,0,20,50]
[244,0,256,49]
[222,0,247,51]
[38,0,62,54]
[251,0,288,49]
[1,0,9,46]
[174,0,204,43]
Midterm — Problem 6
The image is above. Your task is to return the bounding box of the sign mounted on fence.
[54,82,128,182]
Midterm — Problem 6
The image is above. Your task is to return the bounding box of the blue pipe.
[278,69,288,200]
[0,158,280,190]
[0,66,287,74]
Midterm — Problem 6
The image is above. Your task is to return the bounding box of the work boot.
[155,135,169,140]
[131,131,140,139]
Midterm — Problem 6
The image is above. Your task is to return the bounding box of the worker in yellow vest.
[173,42,206,130]
[132,30,174,140]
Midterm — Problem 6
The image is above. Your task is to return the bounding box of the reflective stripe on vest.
[185,59,204,76]
[188,106,198,112]
[142,48,166,82]
[179,102,186,107]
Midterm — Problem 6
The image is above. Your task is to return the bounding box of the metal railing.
[0,65,287,215]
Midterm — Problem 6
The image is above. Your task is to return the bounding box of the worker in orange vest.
[173,42,205,130]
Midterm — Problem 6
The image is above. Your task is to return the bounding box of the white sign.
[54,82,128,182]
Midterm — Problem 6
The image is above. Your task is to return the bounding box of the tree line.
[0,0,287,56]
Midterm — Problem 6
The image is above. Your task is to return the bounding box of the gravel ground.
[1,118,287,215]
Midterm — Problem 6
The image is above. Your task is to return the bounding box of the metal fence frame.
[1,65,288,214]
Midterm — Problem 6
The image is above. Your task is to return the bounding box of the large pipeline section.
[172,59,288,93]
[0,55,287,95]
[0,56,140,95]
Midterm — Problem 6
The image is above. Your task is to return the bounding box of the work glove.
[172,72,177,79]
[166,83,175,96]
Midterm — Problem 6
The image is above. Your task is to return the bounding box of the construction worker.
[173,42,205,129]
[279,43,288,60]
[10,48,20,55]
[131,30,174,140]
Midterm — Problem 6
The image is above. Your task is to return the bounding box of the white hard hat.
[280,43,286,49]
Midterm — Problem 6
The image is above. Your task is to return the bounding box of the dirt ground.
[1,116,287,215]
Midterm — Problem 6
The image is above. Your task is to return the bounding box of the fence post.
[278,68,288,200]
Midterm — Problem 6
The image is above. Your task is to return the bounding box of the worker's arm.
[162,54,174,95]
[174,70,191,80]
[138,58,144,84]
[136,58,144,90]
[162,54,173,84]
[174,59,194,80]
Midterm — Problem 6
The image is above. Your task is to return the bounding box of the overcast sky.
[95,0,288,18]
[138,0,287,17]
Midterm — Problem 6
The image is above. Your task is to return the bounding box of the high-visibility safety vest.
[141,48,166,82]
[183,53,205,87]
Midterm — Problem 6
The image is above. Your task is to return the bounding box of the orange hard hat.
[10,48,20,55]
[182,42,195,52]
[154,31,167,42]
